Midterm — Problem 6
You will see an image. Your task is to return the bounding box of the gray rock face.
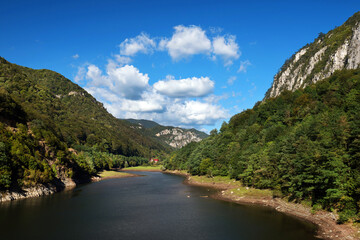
[0,178,76,203]
[266,12,360,99]
[0,185,56,202]
[155,128,202,148]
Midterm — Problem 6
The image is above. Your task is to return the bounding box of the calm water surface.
[0,172,320,240]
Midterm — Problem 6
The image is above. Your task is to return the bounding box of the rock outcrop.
[265,12,360,99]
[155,128,202,148]
[124,119,208,149]
[0,178,76,203]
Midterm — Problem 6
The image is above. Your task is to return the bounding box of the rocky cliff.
[155,128,202,148]
[265,12,360,99]
[125,119,208,149]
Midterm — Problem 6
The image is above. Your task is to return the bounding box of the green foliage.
[0,57,170,157]
[0,142,11,188]
[0,57,168,189]
[164,69,360,221]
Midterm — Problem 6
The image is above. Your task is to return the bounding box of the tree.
[0,142,11,188]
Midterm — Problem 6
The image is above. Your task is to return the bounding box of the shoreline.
[164,170,359,240]
[0,170,137,203]
[1,168,358,239]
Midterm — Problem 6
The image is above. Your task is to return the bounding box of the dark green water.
[0,172,320,240]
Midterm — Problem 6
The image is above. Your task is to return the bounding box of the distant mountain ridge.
[124,119,208,148]
[265,11,360,99]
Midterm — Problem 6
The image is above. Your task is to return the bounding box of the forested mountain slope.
[0,57,169,156]
[0,57,169,192]
[165,69,360,222]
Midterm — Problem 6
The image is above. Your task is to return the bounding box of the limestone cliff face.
[125,119,208,149]
[265,12,360,99]
[155,128,202,148]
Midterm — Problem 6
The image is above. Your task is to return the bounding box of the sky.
[1,0,359,132]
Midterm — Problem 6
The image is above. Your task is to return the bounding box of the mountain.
[0,57,169,157]
[166,68,360,223]
[124,119,208,148]
[265,11,360,99]
[165,13,360,223]
[0,57,170,194]
[126,119,161,129]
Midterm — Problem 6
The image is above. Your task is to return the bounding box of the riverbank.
[0,177,76,203]
[0,170,137,203]
[178,173,359,240]
[121,165,163,172]
[97,170,139,179]
[0,185,57,202]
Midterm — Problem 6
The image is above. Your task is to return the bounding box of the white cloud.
[118,100,163,113]
[86,64,108,87]
[165,100,228,125]
[106,62,150,99]
[119,33,156,56]
[153,76,214,97]
[85,86,121,103]
[74,66,85,83]
[227,76,237,85]
[74,25,243,129]
[212,35,240,66]
[88,84,227,128]
[85,72,227,128]
[204,94,228,104]
[115,55,132,65]
[238,60,251,73]
[72,54,79,59]
[88,87,165,114]
[161,25,211,60]
[85,62,149,99]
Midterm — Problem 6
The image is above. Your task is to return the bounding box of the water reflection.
[0,172,320,240]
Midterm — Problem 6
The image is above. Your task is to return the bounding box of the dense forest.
[164,69,360,223]
[0,57,169,190]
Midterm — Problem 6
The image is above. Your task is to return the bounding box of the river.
[0,171,320,240]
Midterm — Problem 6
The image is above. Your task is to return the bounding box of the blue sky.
[1,1,359,132]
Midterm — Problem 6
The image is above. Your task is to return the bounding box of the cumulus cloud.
[160,25,211,60]
[85,61,149,99]
[106,62,149,99]
[87,86,165,115]
[115,26,241,69]
[238,60,251,73]
[74,25,242,129]
[72,54,79,59]
[165,100,228,125]
[86,64,107,86]
[115,55,132,65]
[119,33,156,56]
[153,76,214,97]
[212,35,240,66]
[81,61,228,128]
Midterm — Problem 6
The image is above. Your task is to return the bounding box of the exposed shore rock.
[0,185,57,202]
[0,178,76,203]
